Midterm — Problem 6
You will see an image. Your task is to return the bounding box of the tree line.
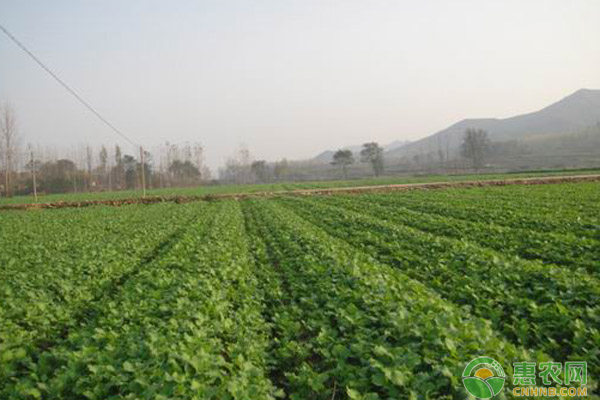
[218,144,291,184]
[0,102,212,197]
[329,131,490,178]
[330,142,385,179]
[1,100,496,198]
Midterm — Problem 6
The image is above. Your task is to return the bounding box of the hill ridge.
[386,88,600,158]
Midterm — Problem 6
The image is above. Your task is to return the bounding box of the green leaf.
[347,387,362,400]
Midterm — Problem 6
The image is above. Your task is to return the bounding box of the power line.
[0,23,140,148]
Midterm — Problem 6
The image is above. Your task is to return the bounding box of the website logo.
[462,357,506,399]
[461,357,588,398]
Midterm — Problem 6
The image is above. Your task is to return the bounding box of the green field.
[2,168,599,205]
[0,182,598,399]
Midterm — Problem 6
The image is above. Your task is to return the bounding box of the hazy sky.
[1,0,599,169]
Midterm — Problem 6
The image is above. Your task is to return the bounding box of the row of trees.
[0,102,213,197]
[329,130,491,178]
[218,145,290,184]
[3,143,212,196]
[331,142,385,179]
[460,128,490,172]
[25,148,152,194]
[2,99,494,197]
[0,103,18,197]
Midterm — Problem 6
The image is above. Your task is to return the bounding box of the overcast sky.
[1,0,599,169]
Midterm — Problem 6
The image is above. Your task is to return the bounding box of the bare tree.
[85,145,93,191]
[220,157,240,183]
[193,142,204,183]
[460,128,490,172]
[114,145,123,189]
[251,160,269,183]
[99,146,108,190]
[200,165,212,181]
[165,141,178,186]
[331,149,354,179]
[219,144,253,184]
[237,144,253,184]
[181,142,192,163]
[273,158,288,181]
[0,103,19,197]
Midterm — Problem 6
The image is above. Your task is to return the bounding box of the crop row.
[1,201,285,399]
[383,183,600,240]
[1,182,597,398]
[414,182,600,218]
[276,195,600,380]
[310,192,599,271]
[0,203,207,389]
[242,199,544,399]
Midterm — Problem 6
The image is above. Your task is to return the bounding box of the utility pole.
[140,146,146,197]
[159,158,164,188]
[108,158,112,191]
[31,150,38,202]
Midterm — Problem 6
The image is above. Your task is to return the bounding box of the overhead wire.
[0,22,140,148]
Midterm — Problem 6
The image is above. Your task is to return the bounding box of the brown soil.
[2,174,599,211]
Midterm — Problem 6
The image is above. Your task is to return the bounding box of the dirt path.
[2,174,599,211]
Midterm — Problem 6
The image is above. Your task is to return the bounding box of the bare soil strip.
[2,174,599,211]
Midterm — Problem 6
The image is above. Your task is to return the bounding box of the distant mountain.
[314,140,410,163]
[384,140,411,151]
[386,88,600,158]
[313,150,337,163]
